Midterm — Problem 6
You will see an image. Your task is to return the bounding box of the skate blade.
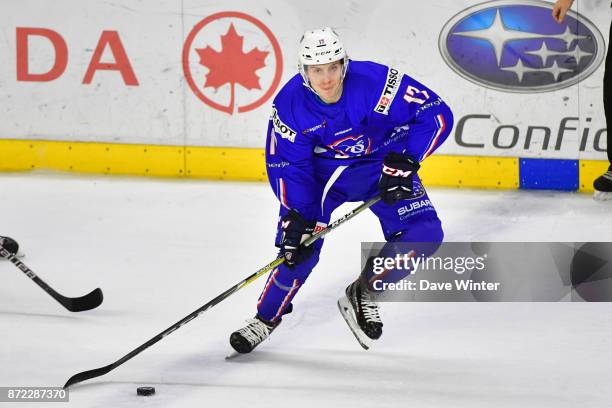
[594,191,612,201]
[337,296,372,350]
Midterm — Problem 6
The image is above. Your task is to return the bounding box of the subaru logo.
[439,0,605,93]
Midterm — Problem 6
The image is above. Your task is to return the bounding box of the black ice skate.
[337,280,383,350]
[229,315,279,354]
[593,167,612,201]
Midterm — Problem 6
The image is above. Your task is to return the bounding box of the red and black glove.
[280,210,316,267]
[378,152,420,205]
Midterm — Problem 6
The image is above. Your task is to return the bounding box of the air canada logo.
[182,12,283,114]
[439,0,605,93]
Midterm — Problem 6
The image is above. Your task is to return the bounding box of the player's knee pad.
[388,217,444,263]
[391,216,444,244]
[363,217,444,291]
[257,249,320,322]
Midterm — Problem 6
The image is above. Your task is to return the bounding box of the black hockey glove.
[0,236,19,257]
[280,210,316,267]
[378,152,420,205]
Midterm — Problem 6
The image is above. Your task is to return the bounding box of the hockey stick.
[64,195,382,389]
[0,246,103,313]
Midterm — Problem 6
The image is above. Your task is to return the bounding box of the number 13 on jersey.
[404,86,429,105]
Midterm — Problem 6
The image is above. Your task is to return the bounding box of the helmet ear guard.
[297,27,349,93]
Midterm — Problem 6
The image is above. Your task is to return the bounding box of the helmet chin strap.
[302,80,318,95]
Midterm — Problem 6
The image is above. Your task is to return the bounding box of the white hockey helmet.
[298,27,349,89]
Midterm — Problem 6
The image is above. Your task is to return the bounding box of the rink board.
[0,1,609,158]
[0,1,609,192]
[0,138,606,192]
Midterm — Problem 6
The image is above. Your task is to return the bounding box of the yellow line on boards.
[0,139,605,192]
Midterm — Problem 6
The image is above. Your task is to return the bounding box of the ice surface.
[1,173,611,407]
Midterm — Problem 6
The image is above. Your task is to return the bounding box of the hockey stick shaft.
[0,246,103,312]
[64,195,381,389]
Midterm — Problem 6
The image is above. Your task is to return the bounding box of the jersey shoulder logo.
[374,67,403,115]
[271,105,297,142]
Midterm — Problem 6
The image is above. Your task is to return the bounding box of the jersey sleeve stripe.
[421,114,446,160]
[279,177,289,209]
[269,128,277,155]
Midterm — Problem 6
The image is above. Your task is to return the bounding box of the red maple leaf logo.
[196,24,269,114]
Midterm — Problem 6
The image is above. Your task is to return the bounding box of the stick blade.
[62,288,104,312]
[225,349,241,360]
[64,363,114,389]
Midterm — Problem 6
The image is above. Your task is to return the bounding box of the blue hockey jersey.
[265,60,453,220]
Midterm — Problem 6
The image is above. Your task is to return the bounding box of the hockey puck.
[136,386,155,396]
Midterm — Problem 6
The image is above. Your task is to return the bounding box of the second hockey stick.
[64,195,381,389]
[0,246,104,312]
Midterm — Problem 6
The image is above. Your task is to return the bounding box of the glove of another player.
[0,236,19,257]
[280,210,316,267]
[378,152,420,205]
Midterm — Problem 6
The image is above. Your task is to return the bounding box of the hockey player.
[230,27,454,353]
[553,0,612,200]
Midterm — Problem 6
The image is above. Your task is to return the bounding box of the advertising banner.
[0,1,609,160]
